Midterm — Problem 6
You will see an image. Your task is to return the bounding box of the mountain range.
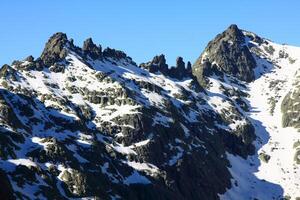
[1,24,300,200]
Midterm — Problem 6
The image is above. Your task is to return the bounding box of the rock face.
[193,24,257,86]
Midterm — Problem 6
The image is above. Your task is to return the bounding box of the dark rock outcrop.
[169,57,189,79]
[141,55,192,79]
[40,32,69,66]
[140,54,168,73]
[82,38,102,59]
[103,47,130,60]
[25,55,34,62]
[193,24,257,86]
[0,64,16,79]
[186,61,192,74]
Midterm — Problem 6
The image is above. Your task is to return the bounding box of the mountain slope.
[194,26,300,199]
[0,29,255,200]
[225,36,300,199]
[0,25,300,200]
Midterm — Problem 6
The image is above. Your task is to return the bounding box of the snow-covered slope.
[248,42,300,199]
[203,30,300,199]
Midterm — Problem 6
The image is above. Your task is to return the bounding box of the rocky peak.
[25,55,34,62]
[169,56,191,79]
[82,38,102,60]
[40,32,70,66]
[176,56,185,70]
[140,54,168,73]
[102,47,132,62]
[186,61,192,72]
[0,64,16,79]
[192,24,257,86]
[223,24,245,43]
[152,54,167,67]
[141,55,192,79]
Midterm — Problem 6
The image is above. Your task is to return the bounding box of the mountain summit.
[193,24,258,86]
[0,25,300,200]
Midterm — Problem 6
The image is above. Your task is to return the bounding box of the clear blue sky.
[1,1,299,66]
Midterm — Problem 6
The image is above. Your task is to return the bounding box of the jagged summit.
[24,55,34,62]
[222,24,245,43]
[40,32,70,66]
[140,54,168,73]
[192,24,257,86]
[8,25,257,83]
[38,32,135,68]
[82,38,102,59]
[140,54,192,79]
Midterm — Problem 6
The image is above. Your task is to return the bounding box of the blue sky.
[1,1,299,66]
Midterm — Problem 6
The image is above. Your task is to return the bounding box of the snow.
[110,138,151,155]
[96,104,141,122]
[124,161,159,176]
[206,77,234,114]
[228,119,247,131]
[123,171,151,185]
[141,90,165,108]
[77,133,93,146]
[7,158,37,168]
[221,40,300,199]
[111,143,137,155]
[129,139,151,148]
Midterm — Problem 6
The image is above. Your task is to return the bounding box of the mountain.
[0,24,299,200]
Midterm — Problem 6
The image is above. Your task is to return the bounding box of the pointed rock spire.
[25,55,34,62]
[152,54,168,73]
[224,24,245,43]
[141,55,192,79]
[82,38,102,59]
[176,57,185,71]
[193,24,257,86]
[186,61,192,74]
[40,32,69,66]
[140,54,168,73]
[169,57,191,79]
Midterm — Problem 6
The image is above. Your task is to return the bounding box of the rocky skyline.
[0,24,300,200]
